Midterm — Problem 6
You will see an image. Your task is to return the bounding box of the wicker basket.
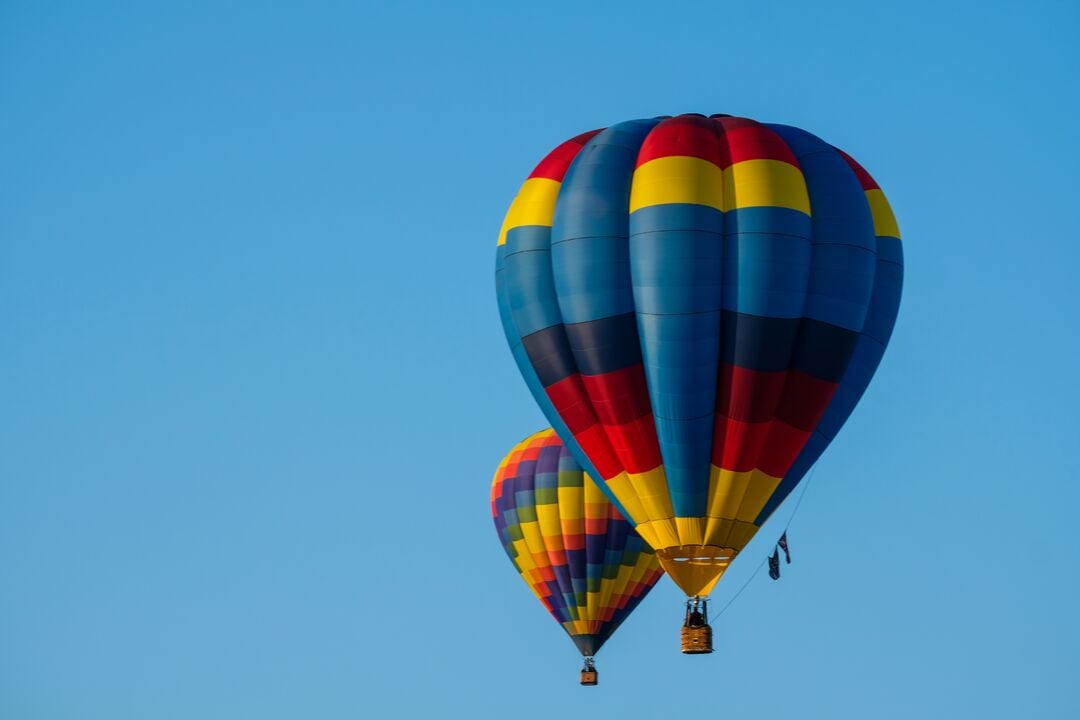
[681,623,713,654]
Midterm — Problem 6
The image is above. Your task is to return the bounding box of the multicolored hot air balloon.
[491,428,664,684]
[495,114,903,652]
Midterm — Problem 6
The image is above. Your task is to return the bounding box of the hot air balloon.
[495,114,903,653]
[491,428,664,684]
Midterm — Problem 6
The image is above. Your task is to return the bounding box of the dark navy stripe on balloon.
[563,312,643,376]
[789,316,861,383]
[720,312,799,372]
[566,548,586,579]
[720,311,858,382]
[535,443,561,474]
[552,563,574,609]
[817,343,881,439]
[586,537,606,566]
[521,324,577,387]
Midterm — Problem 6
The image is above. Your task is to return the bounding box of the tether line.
[711,463,818,619]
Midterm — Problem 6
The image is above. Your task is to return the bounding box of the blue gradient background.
[2,1,1078,718]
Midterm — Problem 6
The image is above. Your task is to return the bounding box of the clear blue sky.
[2,1,1078,718]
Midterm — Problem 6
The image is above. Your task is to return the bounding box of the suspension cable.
[711,463,819,619]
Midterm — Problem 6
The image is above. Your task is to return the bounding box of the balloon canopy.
[495,114,903,597]
[491,428,663,657]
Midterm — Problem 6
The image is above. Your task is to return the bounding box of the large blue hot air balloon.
[494,113,902,651]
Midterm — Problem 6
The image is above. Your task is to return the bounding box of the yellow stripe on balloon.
[604,472,652,523]
[605,464,680,548]
[626,466,675,521]
[727,522,758,549]
[629,156,725,212]
[497,177,562,245]
[702,517,759,550]
[583,474,607,507]
[629,157,811,215]
[519,520,550,565]
[510,538,537,572]
[630,519,661,550]
[635,518,680,549]
[567,619,593,635]
[675,516,707,546]
[557,485,583,520]
[865,188,900,238]
[536,502,563,544]
[722,159,811,214]
[705,466,783,524]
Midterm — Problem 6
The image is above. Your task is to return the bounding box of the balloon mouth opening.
[656,545,737,597]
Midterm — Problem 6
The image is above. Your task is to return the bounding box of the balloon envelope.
[495,114,903,597]
[491,429,663,656]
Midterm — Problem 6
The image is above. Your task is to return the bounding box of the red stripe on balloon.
[833,147,880,190]
[635,115,726,167]
[775,369,839,431]
[545,375,596,434]
[717,364,788,423]
[501,460,522,479]
[580,365,653,426]
[712,365,836,475]
[712,418,772,473]
[584,517,607,535]
[573,424,624,481]
[520,444,543,461]
[547,369,662,479]
[528,129,604,181]
[714,117,800,167]
[545,374,625,478]
[757,421,813,478]
[634,115,801,172]
[602,414,663,474]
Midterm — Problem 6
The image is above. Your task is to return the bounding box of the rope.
[711,463,818,619]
